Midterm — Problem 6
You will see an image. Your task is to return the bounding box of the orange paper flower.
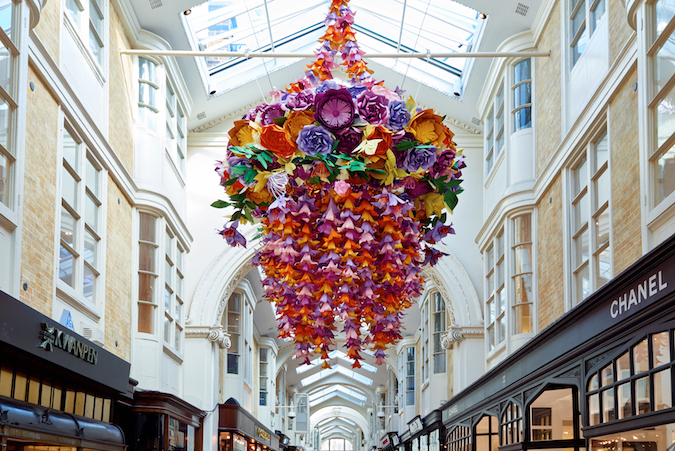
[260,124,297,159]
[228,120,256,147]
[284,111,316,143]
[408,109,452,147]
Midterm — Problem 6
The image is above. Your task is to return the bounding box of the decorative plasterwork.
[441,325,484,349]
[185,325,231,349]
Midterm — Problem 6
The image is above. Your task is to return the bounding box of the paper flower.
[388,100,411,130]
[314,88,356,131]
[409,109,453,147]
[284,111,316,143]
[259,103,286,126]
[260,125,297,159]
[357,90,389,126]
[402,145,438,172]
[286,90,315,111]
[297,124,335,157]
[335,127,364,154]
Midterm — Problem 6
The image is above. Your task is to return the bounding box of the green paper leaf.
[211,200,230,208]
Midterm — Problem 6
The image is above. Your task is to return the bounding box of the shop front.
[218,401,279,451]
[0,290,132,451]
[440,234,675,451]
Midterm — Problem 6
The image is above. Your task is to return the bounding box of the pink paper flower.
[334,180,351,195]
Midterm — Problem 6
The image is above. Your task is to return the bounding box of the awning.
[0,396,125,451]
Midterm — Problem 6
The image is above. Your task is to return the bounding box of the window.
[64,0,105,66]
[529,388,577,441]
[591,422,675,451]
[138,212,158,333]
[570,132,610,305]
[321,439,353,451]
[259,348,268,406]
[224,293,241,374]
[59,126,103,305]
[432,293,446,374]
[165,81,185,175]
[569,0,606,66]
[475,416,499,451]
[501,402,522,445]
[447,426,471,451]
[485,83,506,176]
[513,214,533,334]
[0,0,18,208]
[176,106,187,174]
[163,228,183,353]
[421,302,429,381]
[513,59,532,131]
[649,0,675,206]
[138,58,159,131]
[406,346,415,406]
[486,230,505,352]
[586,329,673,425]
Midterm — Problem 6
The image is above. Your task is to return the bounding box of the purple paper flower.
[335,127,363,154]
[258,103,285,125]
[314,88,355,131]
[316,80,341,93]
[347,85,367,98]
[429,148,457,178]
[423,221,455,244]
[357,90,389,125]
[219,220,247,248]
[402,145,438,172]
[406,179,433,198]
[388,100,411,130]
[297,124,335,157]
[245,103,267,121]
[286,90,315,111]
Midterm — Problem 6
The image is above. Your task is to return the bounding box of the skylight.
[300,365,373,387]
[296,350,378,374]
[309,386,368,406]
[182,0,482,96]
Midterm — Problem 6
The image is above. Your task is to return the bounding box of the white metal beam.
[120,49,551,58]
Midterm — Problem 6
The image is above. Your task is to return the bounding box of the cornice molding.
[185,325,231,349]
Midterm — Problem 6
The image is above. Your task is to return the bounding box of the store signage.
[381,436,390,448]
[409,418,423,435]
[257,428,270,442]
[609,270,668,319]
[38,323,98,365]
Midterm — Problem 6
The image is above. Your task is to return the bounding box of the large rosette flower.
[286,90,315,111]
[260,125,297,159]
[284,111,316,143]
[388,100,411,131]
[402,145,438,172]
[228,120,256,147]
[408,109,453,147]
[258,103,286,126]
[297,124,335,157]
[335,127,363,154]
[357,90,389,125]
[314,88,355,131]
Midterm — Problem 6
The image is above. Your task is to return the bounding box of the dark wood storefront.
[218,402,279,451]
[440,233,675,451]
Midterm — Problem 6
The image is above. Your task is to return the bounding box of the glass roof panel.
[182,0,482,96]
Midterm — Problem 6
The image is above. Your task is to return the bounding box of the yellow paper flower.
[408,109,453,147]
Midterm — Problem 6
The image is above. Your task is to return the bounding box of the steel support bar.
[119,49,551,59]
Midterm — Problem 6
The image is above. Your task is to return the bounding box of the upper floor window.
[259,347,268,406]
[138,58,159,131]
[569,131,611,305]
[163,227,184,353]
[485,83,505,176]
[176,106,187,174]
[59,125,103,306]
[649,0,675,207]
[64,0,105,66]
[432,293,446,374]
[513,214,533,334]
[0,0,18,209]
[486,229,506,352]
[569,0,606,66]
[405,346,415,406]
[421,301,429,382]
[138,212,157,334]
[224,292,241,374]
[513,59,532,131]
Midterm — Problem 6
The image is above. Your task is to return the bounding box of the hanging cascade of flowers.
[214,0,466,368]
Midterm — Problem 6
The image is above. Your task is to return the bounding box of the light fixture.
[478,12,487,19]
[377,410,385,419]
[183,9,191,15]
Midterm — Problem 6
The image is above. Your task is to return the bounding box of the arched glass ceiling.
[300,364,373,387]
[181,0,482,95]
[309,385,368,407]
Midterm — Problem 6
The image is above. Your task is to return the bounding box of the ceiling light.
[377,410,385,418]
[478,12,487,19]
[183,9,191,15]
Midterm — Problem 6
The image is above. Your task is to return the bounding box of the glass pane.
[514,83,531,108]
[601,363,614,386]
[140,213,156,242]
[85,192,98,232]
[62,130,78,169]
[602,388,615,422]
[175,300,182,323]
[596,246,611,288]
[0,40,11,93]
[653,331,671,367]
[576,263,590,301]
[514,107,531,131]
[572,2,586,36]
[655,33,675,95]
[617,351,631,380]
[62,167,78,209]
[530,388,573,441]
[595,170,609,209]
[176,274,183,298]
[86,156,99,197]
[59,246,74,286]
[487,246,494,269]
[487,299,495,323]
[595,209,610,247]
[89,26,102,65]
[164,286,170,311]
[407,363,415,378]
[514,244,532,274]
[589,393,600,425]
[165,260,172,288]
[434,352,446,374]
[0,152,7,205]
[574,156,589,195]
[514,302,532,334]
[228,293,240,313]
[497,259,504,287]
[572,27,587,66]
[656,87,675,148]
[139,83,157,107]
[635,376,651,415]
[514,273,533,305]
[61,207,76,247]
[514,59,530,83]
[174,326,181,351]
[84,229,96,266]
[498,315,506,342]
[589,373,599,391]
[592,0,606,30]
[488,325,495,350]
[90,0,103,34]
[138,303,153,333]
[138,273,154,302]
[139,57,156,82]
[618,382,632,419]
[139,243,156,272]
[164,316,170,342]
[0,98,8,151]
[487,271,494,295]
[434,312,444,332]
[654,369,672,410]
[138,105,158,131]
[656,144,675,204]
[655,0,675,43]
[83,264,95,302]
[406,391,414,406]
[514,214,531,244]
[65,0,79,26]
[575,229,589,266]
[633,339,650,374]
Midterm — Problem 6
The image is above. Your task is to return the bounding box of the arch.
[311,406,370,436]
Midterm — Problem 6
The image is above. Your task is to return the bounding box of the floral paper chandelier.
[214,0,466,368]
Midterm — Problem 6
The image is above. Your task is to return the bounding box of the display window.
[590,423,675,451]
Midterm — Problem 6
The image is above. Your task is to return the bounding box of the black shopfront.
[218,402,279,451]
[0,290,131,451]
[441,234,675,451]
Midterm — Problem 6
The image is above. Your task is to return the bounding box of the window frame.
[486,228,506,353]
[0,0,19,213]
[162,226,184,356]
[568,0,607,67]
[224,292,241,375]
[512,213,534,335]
[485,80,506,177]
[512,59,532,132]
[63,0,106,71]
[405,346,415,406]
[432,292,447,374]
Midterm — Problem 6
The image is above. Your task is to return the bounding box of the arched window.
[447,425,471,451]
[529,387,579,442]
[501,402,522,445]
[321,439,353,451]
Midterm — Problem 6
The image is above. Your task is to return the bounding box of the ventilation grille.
[197,111,207,120]
[471,117,482,126]
[80,322,105,345]
[515,3,529,16]
[149,0,162,9]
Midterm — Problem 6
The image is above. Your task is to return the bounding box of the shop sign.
[608,270,668,320]
[257,428,270,442]
[409,418,423,435]
[381,436,390,448]
[38,323,98,365]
